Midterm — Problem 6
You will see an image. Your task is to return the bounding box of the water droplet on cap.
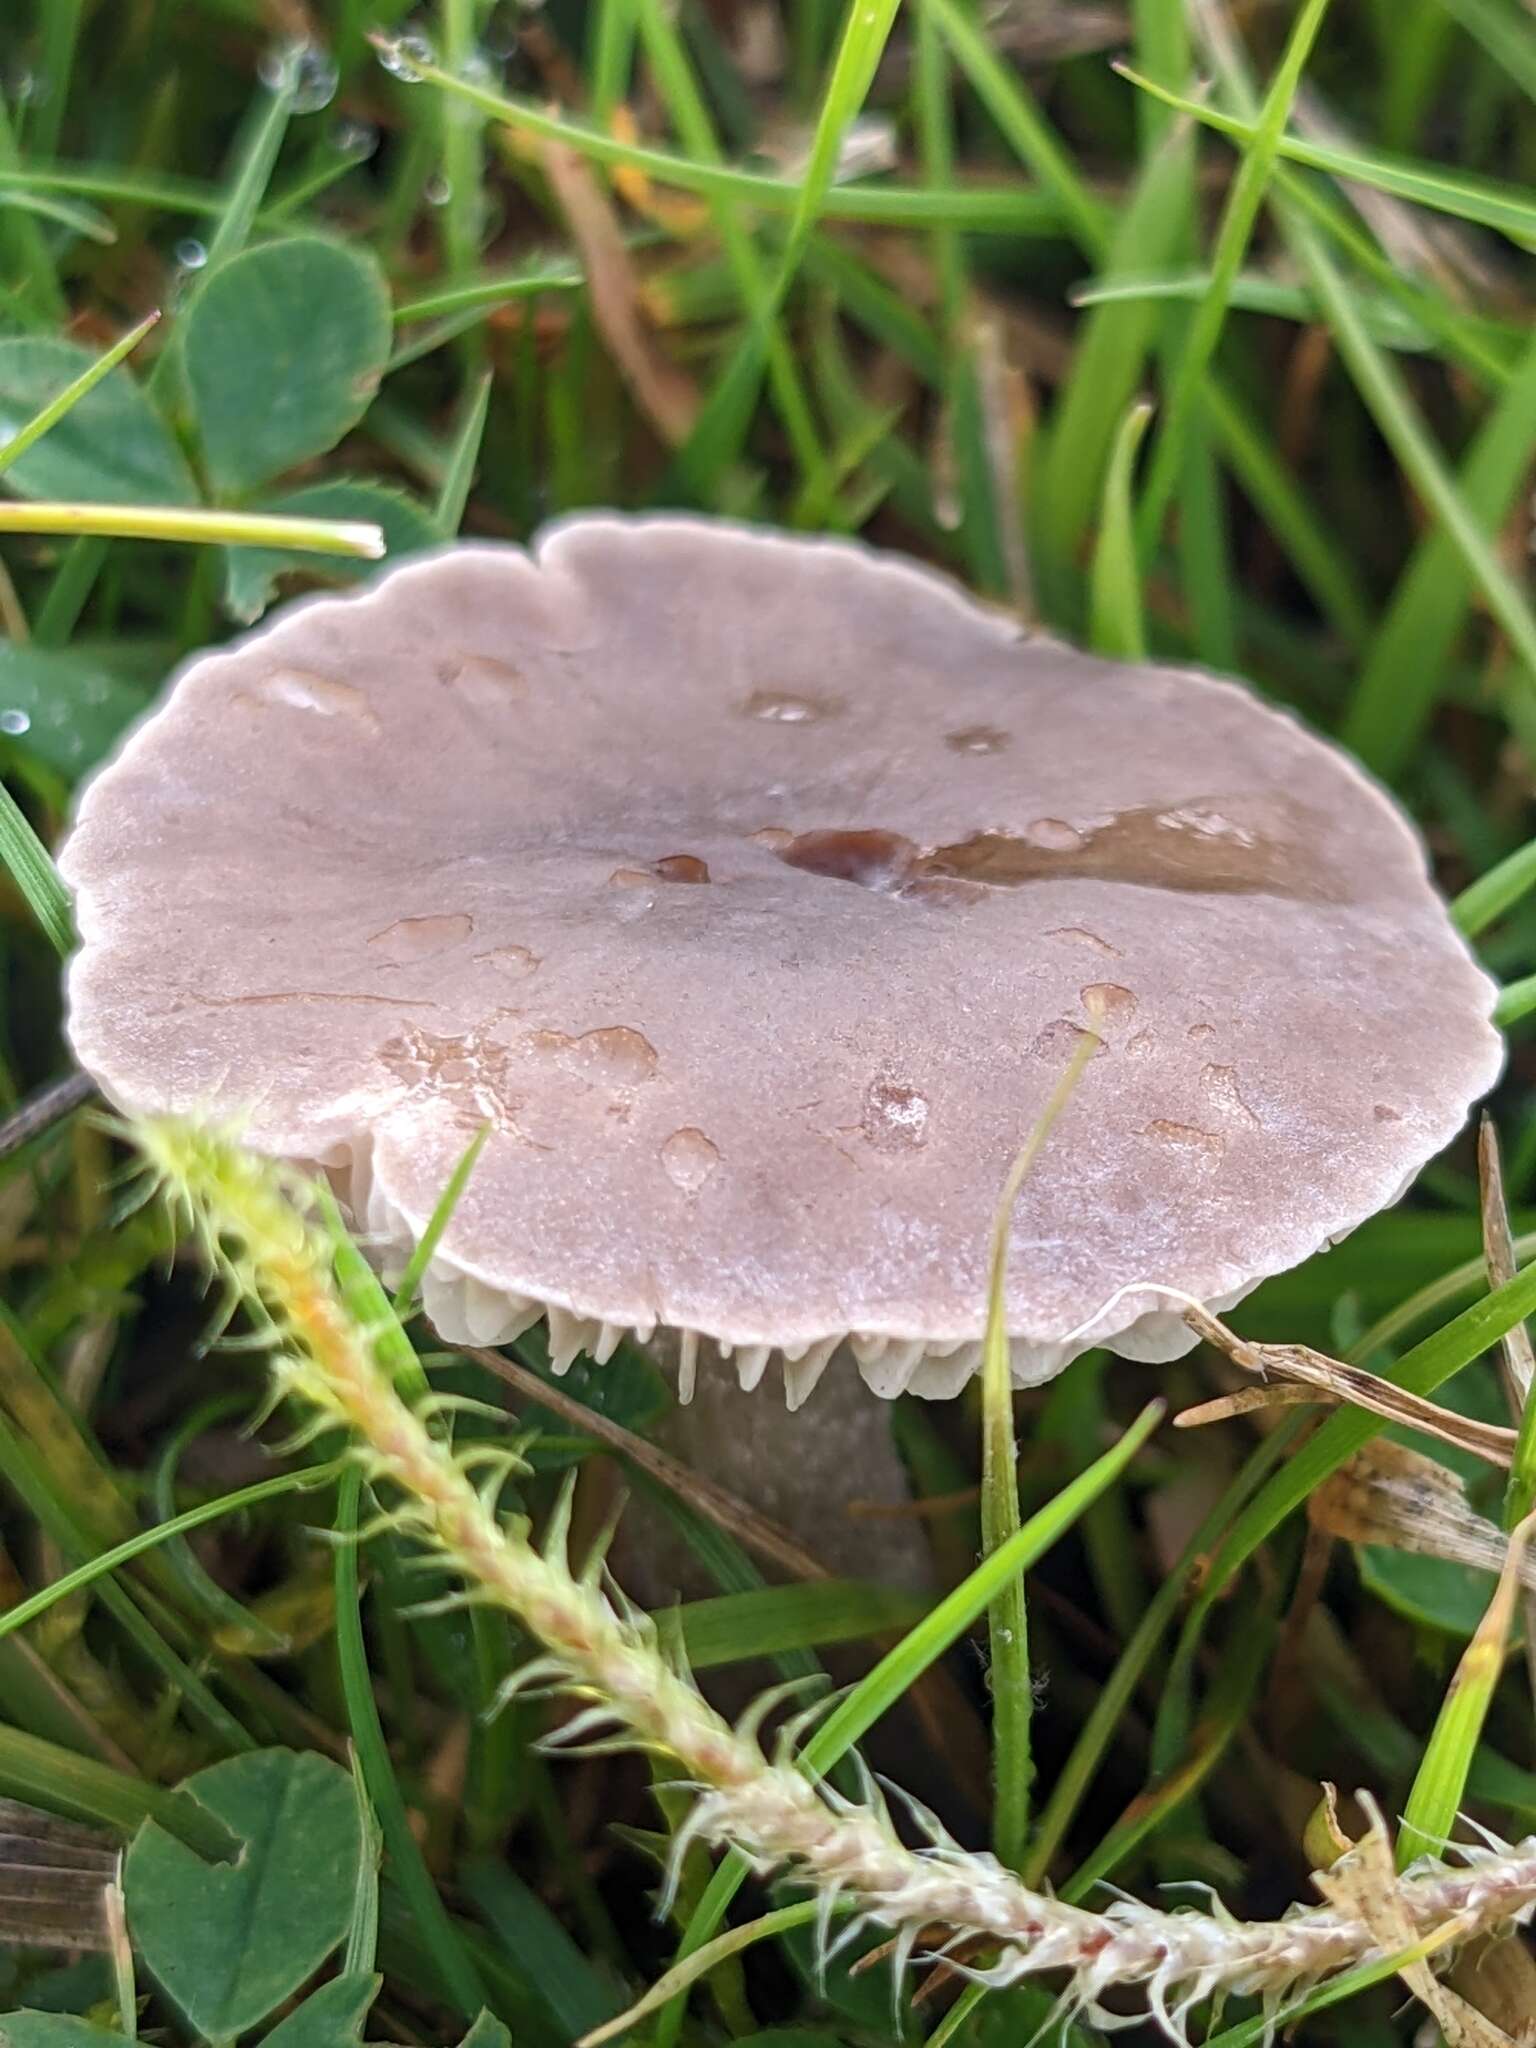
[861,1077,929,1151]
[532,1025,658,1088]
[1081,983,1137,1025]
[1143,1119,1225,1167]
[1031,1018,1100,1061]
[1200,1064,1259,1128]
[476,943,540,975]
[368,913,474,961]
[261,669,379,730]
[654,854,710,883]
[743,689,837,724]
[1024,818,1085,852]
[660,1127,721,1192]
[945,725,1009,755]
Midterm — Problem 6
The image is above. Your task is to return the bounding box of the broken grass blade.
[0,313,159,478]
[0,504,385,554]
[1398,1510,1536,1866]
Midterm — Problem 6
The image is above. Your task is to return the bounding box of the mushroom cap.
[60,515,1502,1399]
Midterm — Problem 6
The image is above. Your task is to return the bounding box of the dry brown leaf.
[1311,1791,1511,2045]
[1181,1301,1518,1466]
[1308,1437,1536,1588]
[1451,1935,1536,2047]
[540,142,701,447]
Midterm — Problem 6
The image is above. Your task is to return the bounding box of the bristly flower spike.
[142,1117,1536,2043]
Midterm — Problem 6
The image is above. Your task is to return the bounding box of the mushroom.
[59,516,1501,1465]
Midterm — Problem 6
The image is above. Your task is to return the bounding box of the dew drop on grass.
[174,238,208,272]
[426,173,453,206]
[259,39,339,111]
[379,31,433,81]
[331,119,378,159]
[0,709,31,736]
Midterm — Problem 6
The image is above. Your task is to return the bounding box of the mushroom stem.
[631,1341,935,1598]
[143,1118,1536,2035]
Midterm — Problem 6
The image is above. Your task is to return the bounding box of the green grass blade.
[801,1400,1165,1775]
[981,1027,1102,1866]
[1417,0,1536,108]
[1034,119,1197,602]
[1343,334,1536,776]
[0,311,160,478]
[1117,66,1536,246]
[1397,1512,1535,1864]
[1061,1580,1279,1900]
[392,1124,491,1311]
[1495,975,1536,1030]
[0,1461,343,1646]
[1089,400,1153,658]
[395,262,586,322]
[1297,239,1536,747]
[0,503,385,552]
[204,53,299,268]
[627,0,825,490]
[582,1901,825,2048]
[1073,266,1441,352]
[388,48,1061,233]
[434,373,493,536]
[343,1751,383,1977]
[922,0,1108,254]
[334,1468,488,2017]
[777,0,903,286]
[0,781,72,956]
[1453,835,1536,938]
[655,0,908,493]
[1133,0,1334,556]
[1023,1424,1292,1885]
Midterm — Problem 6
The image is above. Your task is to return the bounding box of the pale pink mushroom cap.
[59,516,1503,1406]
